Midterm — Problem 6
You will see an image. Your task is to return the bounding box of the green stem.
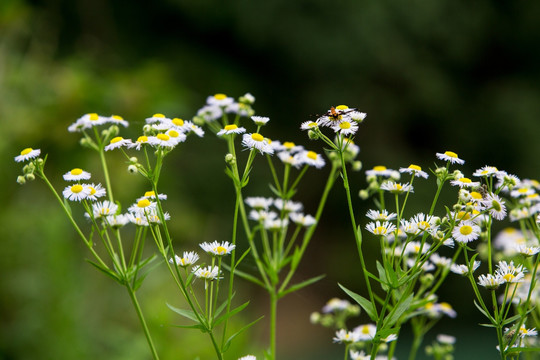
[126,285,160,360]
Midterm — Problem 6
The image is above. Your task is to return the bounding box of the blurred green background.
[2,0,540,359]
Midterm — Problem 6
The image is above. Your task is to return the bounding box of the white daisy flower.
[104,137,132,151]
[278,152,301,167]
[473,166,501,177]
[88,200,118,218]
[399,164,429,179]
[400,219,420,236]
[380,181,413,194]
[436,151,465,165]
[127,213,150,226]
[170,251,200,267]
[168,118,191,132]
[478,273,504,290]
[14,148,41,162]
[238,355,257,360]
[145,113,170,124]
[333,329,361,344]
[148,133,179,148]
[251,115,270,126]
[516,245,540,256]
[450,261,481,276]
[482,193,507,220]
[366,165,393,177]
[425,302,457,318]
[242,133,273,154]
[197,105,223,122]
[404,241,428,255]
[332,120,358,136]
[353,324,377,341]
[200,241,236,256]
[245,197,274,210]
[349,350,370,360]
[166,129,187,143]
[128,198,157,214]
[128,135,150,150]
[63,184,90,201]
[519,327,538,338]
[187,122,205,137]
[274,199,303,213]
[322,298,351,313]
[300,121,319,131]
[366,221,396,236]
[136,191,167,202]
[436,334,456,345]
[452,221,481,243]
[289,212,316,227]
[217,124,246,136]
[63,168,91,181]
[107,114,129,127]
[366,209,397,221]
[68,113,108,132]
[349,111,367,122]
[85,183,106,201]
[430,253,452,268]
[496,260,526,283]
[296,150,325,169]
[105,214,129,228]
[411,213,438,233]
[249,210,277,222]
[193,265,221,281]
[264,218,289,231]
[450,177,481,188]
[207,93,235,107]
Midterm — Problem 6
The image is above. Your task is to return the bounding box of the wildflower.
[333,329,361,344]
[251,116,270,126]
[478,274,504,290]
[148,133,179,148]
[108,114,129,127]
[105,214,129,228]
[425,302,457,318]
[380,181,413,194]
[510,186,535,198]
[238,356,256,360]
[166,129,188,143]
[63,184,90,201]
[494,227,529,256]
[137,191,167,202]
[289,212,316,227]
[411,213,438,233]
[207,93,234,107]
[264,218,289,231]
[404,241,428,255]
[197,105,222,122]
[217,124,246,136]
[366,221,396,236]
[193,265,221,281]
[400,219,419,236]
[332,120,358,136]
[63,168,91,181]
[104,136,132,151]
[128,198,157,214]
[437,334,456,345]
[349,350,370,360]
[278,152,300,167]
[300,121,319,131]
[473,166,501,177]
[350,111,367,122]
[245,197,274,210]
[145,113,170,124]
[399,164,429,179]
[322,298,351,313]
[354,324,377,341]
[482,193,507,220]
[242,133,273,154]
[496,261,526,283]
[85,183,106,201]
[129,135,149,150]
[452,221,481,243]
[515,245,540,257]
[450,261,481,276]
[519,327,538,338]
[366,209,397,221]
[436,151,465,165]
[430,253,452,268]
[200,241,236,256]
[15,148,41,162]
[249,210,278,222]
[68,113,108,132]
[187,122,205,137]
[366,165,393,177]
[450,177,480,188]
[296,150,325,168]
[88,200,118,218]
[274,199,303,213]
[126,213,149,226]
[170,251,200,267]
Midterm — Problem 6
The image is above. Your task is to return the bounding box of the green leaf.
[171,324,207,332]
[214,301,250,327]
[473,300,495,323]
[338,283,377,322]
[222,316,263,353]
[376,261,389,290]
[383,293,413,328]
[167,303,200,323]
[505,347,540,355]
[230,267,265,288]
[233,248,252,269]
[279,274,325,299]
[85,259,122,284]
[268,184,282,198]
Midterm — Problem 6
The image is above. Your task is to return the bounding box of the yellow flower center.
[111,115,123,121]
[224,124,238,131]
[339,122,351,129]
[336,105,349,110]
[214,93,227,100]
[215,246,227,255]
[21,148,33,155]
[460,225,473,235]
[152,113,165,118]
[308,122,317,127]
[138,199,151,208]
[283,141,295,149]
[419,221,430,229]
[307,151,318,160]
[70,168,83,175]
[459,178,472,183]
[518,188,529,194]
[373,165,387,171]
[157,133,170,141]
[168,130,180,138]
[71,185,83,193]
[409,164,422,171]
[144,191,155,197]
[457,211,470,221]
[360,326,370,334]
[172,118,184,126]
[251,133,264,142]
[439,302,452,311]
[444,151,458,158]
[110,137,123,144]
[375,226,386,234]
[89,113,99,121]
[503,274,515,282]
[470,191,483,200]
[88,186,96,195]
[137,135,148,143]
[425,303,434,310]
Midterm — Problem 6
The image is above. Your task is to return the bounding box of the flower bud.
[25,173,35,181]
[16,175,26,185]
[129,157,139,164]
[390,171,401,181]
[225,153,236,165]
[308,130,320,140]
[128,164,138,174]
[359,189,370,200]
[192,116,205,126]
[352,161,362,172]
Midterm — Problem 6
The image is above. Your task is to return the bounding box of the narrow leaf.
[383,293,413,328]
[338,283,377,322]
[214,301,250,327]
[279,274,325,298]
[223,316,263,353]
[166,303,199,323]
[85,259,121,283]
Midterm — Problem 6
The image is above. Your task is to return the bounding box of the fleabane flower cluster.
[245,196,316,230]
[61,169,107,202]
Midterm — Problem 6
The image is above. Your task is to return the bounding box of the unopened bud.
[308,130,320,140]
[359,189,370,200]
[25,173,35,181]
[225,153,236,165]
[128,164,138,174]
[352,161,362,172]
[17,176,26,185]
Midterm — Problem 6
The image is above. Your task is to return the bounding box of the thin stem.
[126,285,160,360]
